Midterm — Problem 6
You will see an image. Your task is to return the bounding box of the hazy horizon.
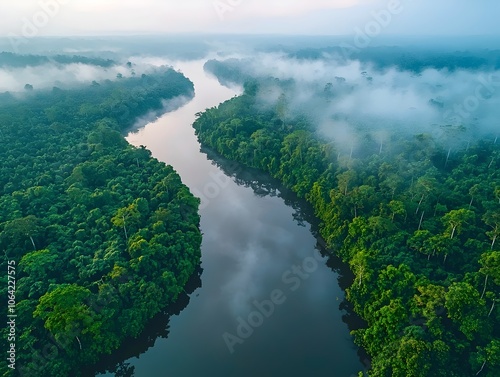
[1,0,499,38]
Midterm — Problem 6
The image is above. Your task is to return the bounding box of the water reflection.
[201,145,369,328]
[92,59,366,377]
[200,144,371,371]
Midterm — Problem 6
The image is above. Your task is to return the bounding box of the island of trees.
[0,56,201,377]
[193,74,499,376]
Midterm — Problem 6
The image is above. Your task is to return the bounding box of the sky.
[0,0,499,37]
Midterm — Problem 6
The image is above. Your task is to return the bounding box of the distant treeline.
[0,52,116,68]
[290,46,500,72]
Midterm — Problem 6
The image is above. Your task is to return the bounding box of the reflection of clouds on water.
[217,200,322,317]
[206,186,304,317]
[222,242,265,316]
[127,95,193,134]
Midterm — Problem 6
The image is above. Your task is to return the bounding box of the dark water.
[93,60,365,377]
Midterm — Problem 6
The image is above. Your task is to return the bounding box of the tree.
[350,185,376,218]
[413,175,438,214]
[468,184,482,209]
[2,215,42,252]
[359,298,408,355]
[19,249,60,281]
[337,169,357,196]
[479,251,500,317]
[388,200,406,222]
[111,203,141,240]
[424,234,459,264]
[276,93,288,128]
[483,211,500,250]
[408,230,433,259]
[413,284,446,336]
[34,284,93,346]
[445,282,487,340]
[442,209,475,240]
[475,340,500,376]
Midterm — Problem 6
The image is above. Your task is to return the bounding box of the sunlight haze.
[1,0,499,37]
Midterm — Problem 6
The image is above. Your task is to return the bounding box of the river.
[94,60,365,377]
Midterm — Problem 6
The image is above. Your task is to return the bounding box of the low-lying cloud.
[0,57,175,92]
[213,52,500,153]
[0,63,128,92]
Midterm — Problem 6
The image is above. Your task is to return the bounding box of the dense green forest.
[193,79,500,376]
[0,52,116,68]
[0,57,201,377]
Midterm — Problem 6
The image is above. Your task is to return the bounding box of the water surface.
[95,60,364,377]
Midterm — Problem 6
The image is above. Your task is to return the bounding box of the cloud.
[211,52,500,155]
[0,63,117,92]
[0,59,164,92]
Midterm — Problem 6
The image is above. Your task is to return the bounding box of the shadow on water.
[199,145,371,370]
[123,92,195,135]
[84,266,203,377]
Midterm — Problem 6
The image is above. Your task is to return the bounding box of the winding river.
[94,60,364,377]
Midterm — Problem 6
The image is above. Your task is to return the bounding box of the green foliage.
[0,61,200,376]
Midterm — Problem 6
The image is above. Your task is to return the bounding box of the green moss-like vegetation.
[0,60,201,377]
